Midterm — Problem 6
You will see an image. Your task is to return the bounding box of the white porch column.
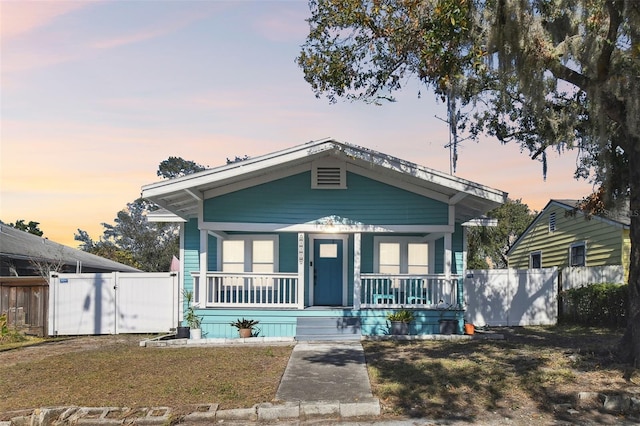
[198,229,208,305]
[297,233,305,309]
[353,233,362,310]
[444,233,452,279]
[445,204,454,278]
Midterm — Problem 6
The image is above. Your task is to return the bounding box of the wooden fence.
[0,276,48,336]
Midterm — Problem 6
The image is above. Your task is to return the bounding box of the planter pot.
[439,319,457,335]
[239,328,252,338]
[464,323,475,335]
[190,328,202,340]
[390,321,409,335]
[176,326,190,339]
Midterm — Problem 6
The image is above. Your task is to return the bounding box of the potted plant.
[230,318,259,338]
[183,290,202,339]
[387,309,414,335]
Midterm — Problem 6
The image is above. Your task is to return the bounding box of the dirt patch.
[0,335,142,367]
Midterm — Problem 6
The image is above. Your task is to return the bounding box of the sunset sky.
[1,0,595,247]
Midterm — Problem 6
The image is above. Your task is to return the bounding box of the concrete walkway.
[276,340,380,415]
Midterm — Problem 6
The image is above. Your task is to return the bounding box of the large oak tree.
[298,0,640,365]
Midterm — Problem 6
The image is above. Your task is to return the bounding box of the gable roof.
[0,224,140,274]
[506,198,630,256]
[142,138,508,223]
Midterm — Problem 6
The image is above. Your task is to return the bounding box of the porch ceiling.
[142,138,507,223]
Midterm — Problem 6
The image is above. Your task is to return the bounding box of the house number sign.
[297,233,304,265]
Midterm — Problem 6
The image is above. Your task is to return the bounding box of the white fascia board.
[141,140,338,199]
[199,221,454,234]
[147,213,187,223]
[462,218,498,227]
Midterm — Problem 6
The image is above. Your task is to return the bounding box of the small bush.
[0,313,27,344]
[560,283,627,327]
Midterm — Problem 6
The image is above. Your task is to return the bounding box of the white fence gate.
[49,272,179,336]
[464,268,558,327]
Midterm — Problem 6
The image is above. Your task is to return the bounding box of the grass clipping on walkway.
[364,326,631,421]
[0,340,292,413]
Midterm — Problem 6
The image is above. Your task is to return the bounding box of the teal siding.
[193,308,464,338]
[452,223,464,274]
[361,233,374,273]
[434,238,444,274]
[278,233,298,273]
[204,172,448,225]
[183,219,200,294]
[207,234,217,271]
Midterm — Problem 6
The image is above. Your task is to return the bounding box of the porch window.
[252,240,275,273]
[570,242,586,267]
[222,236,277,273]
[374,237,429,275]
[379,243,400,274]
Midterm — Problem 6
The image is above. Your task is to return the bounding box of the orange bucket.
[464,323,475,335]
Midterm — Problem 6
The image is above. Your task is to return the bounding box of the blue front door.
[313,239,343,306]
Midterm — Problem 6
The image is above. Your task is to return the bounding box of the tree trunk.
[618,135,640,368]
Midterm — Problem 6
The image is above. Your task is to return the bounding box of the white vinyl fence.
[49,272,178,336]
[464,268,558,327]
[561,265,625,290]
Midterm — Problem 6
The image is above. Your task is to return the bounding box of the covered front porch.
[190,266,465,338]
[191,271,462,310]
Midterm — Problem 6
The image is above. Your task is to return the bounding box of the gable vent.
[312,161,346,189]
[549,212,556,232]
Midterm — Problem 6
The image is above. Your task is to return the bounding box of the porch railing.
[360,274,461,308]
[192,272,299,308]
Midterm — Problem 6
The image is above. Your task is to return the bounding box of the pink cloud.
[0,1,90,39]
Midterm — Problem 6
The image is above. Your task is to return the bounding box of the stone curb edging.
[140,336,296,347]
[2,398,381,425]
[140,333,503,347]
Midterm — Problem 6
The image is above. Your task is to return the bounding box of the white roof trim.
[462,217,498,227]
[142,138,508,222]
[198,220,454,234]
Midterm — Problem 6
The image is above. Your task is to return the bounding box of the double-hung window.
[570,242,586,267]
[221,236,277,286]
[374,237,429,275]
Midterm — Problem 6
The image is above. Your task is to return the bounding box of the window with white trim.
[530,251,542,269]
[374,237,429,274]
[570,242,586,267]
[222,236,277,273]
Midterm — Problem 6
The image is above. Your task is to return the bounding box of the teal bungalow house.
[141,139,507,339]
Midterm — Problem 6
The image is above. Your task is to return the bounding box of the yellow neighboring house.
[507,199,631,283]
